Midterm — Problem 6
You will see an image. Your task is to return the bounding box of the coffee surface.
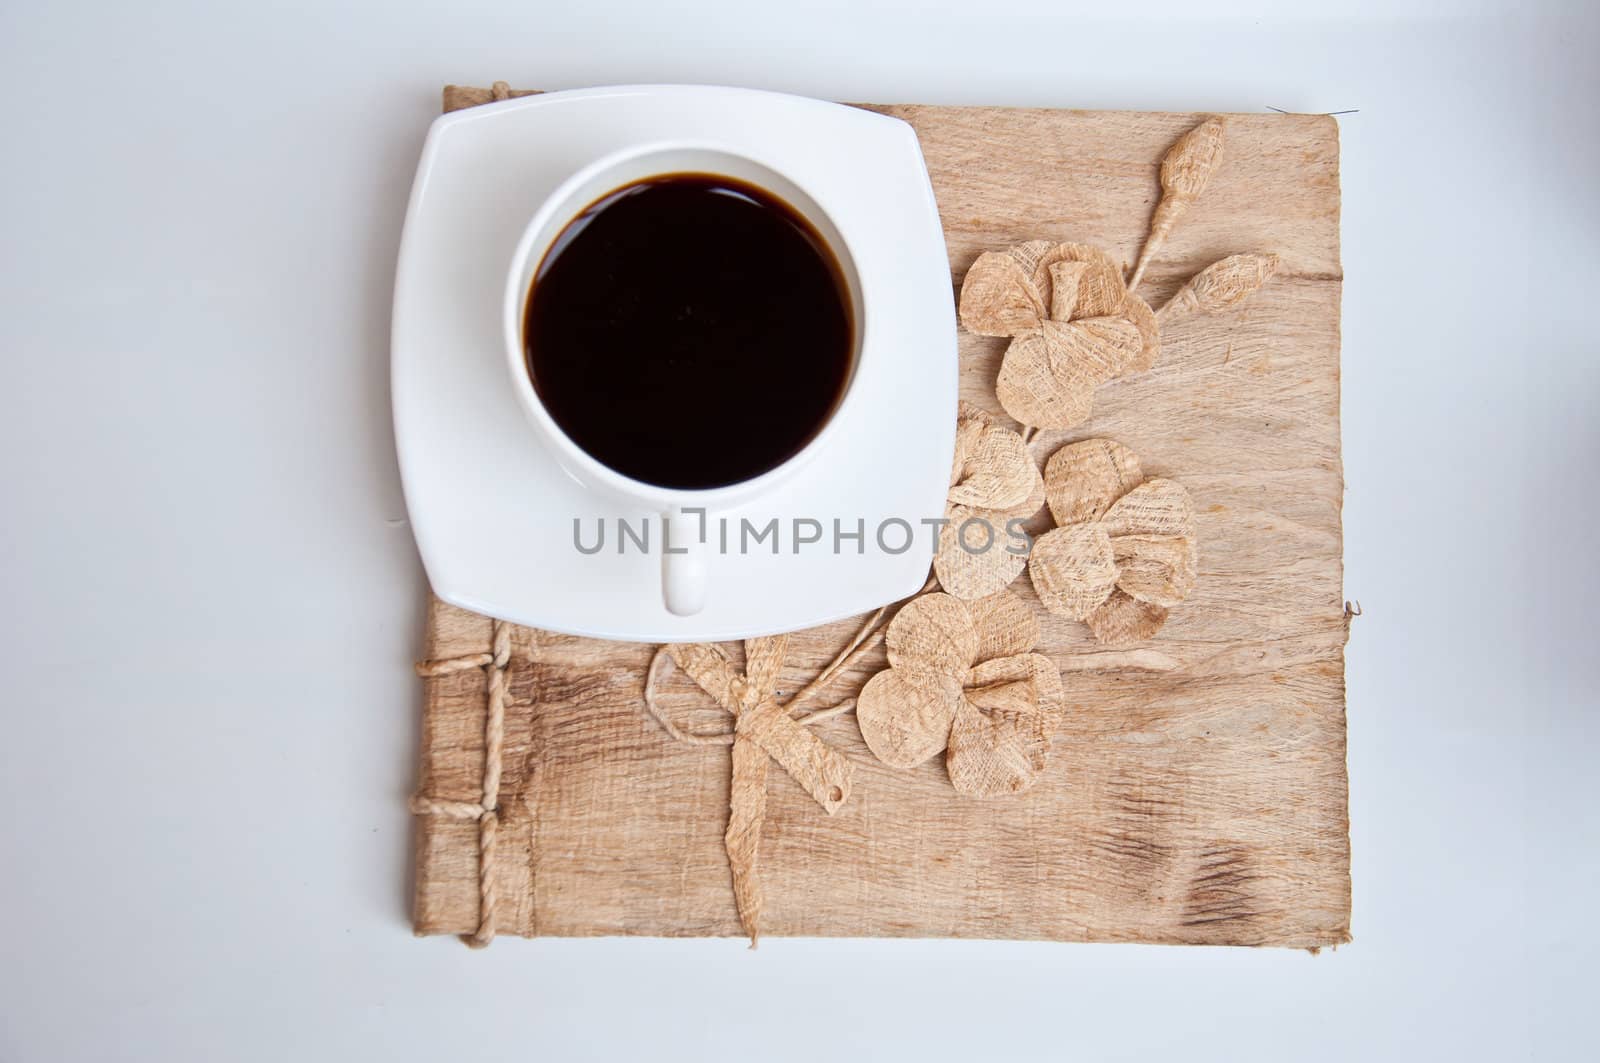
[524,174,854,490]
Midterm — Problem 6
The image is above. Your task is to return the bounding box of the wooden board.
[411,87,1349,948]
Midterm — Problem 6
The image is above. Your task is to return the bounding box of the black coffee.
[524,174,854,490]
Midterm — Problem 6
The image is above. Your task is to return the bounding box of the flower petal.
[996,331,1096,429]
[958,251,1045,336]
[955,399,1001,426]
[1002,239,1057,278]
[856,668,962,769]
[1043,438,1144,527]
[1112,534,1197,607]
[965,589,1039,662]
[1047,261,1088,321]
[936,503,1029,602]
[1085,589,1169,646]
[950,424,981,486]
[1100,478,1195,538]
[1044,316,1143,388]
[1022,243,1129,319]
[948,423,1039,511]
[968,652,1064,717]
[885,592,979,674]
[946,680,1050,797]
[1012,461,1048,522]
[1029,524,1118,620]
[1028,652,1066,716]
[1123,292,1161,372]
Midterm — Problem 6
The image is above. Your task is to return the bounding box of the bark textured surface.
[411,86,1348,947]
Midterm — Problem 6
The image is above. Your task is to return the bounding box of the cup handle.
[662,507,707,616]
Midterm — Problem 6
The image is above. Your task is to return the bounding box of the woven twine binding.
[409,620,511,947]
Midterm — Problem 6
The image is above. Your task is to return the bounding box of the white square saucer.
[392,86,956,642]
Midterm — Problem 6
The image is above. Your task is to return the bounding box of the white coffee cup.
[502,142,865,618]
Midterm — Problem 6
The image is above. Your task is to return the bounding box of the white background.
[1,1,1594,1059]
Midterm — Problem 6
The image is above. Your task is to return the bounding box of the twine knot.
[643,637,857,944]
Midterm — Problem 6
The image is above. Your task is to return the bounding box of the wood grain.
[411,89,1348,947]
